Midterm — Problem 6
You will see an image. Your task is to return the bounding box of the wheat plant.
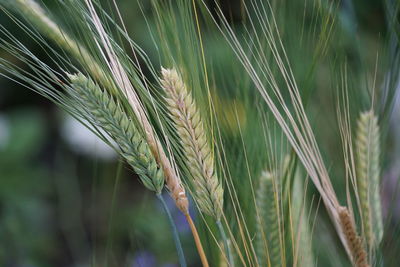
[0,0,399,266]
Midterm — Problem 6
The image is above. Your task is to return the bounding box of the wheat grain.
[356,110,383,250]
[68,73,164,193]
[160,67,223,219]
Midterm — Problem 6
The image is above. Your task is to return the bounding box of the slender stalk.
[216,220,234,266]
[185,213,210,267]
[156,193,187,267]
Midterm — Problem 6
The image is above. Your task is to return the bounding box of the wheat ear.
[69,73,189,266]
[9,0,189,216]
[160,67,224,219]
[338,207,369,267]
[68,73,164,193]
[355,110,383,250]
[255,170,281,267]
[5,1,200,265]
[19,0,189,213]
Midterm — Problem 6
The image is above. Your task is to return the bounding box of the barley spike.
[160,67,223,220]
[356,110,383,250]
[68,73,164,193]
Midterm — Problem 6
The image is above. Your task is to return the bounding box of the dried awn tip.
[160,67,223,219]
[356,111,383,250]
[338,207,369,267]
[68,73,164,193]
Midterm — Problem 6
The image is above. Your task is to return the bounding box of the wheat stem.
[185,213,210,267]
[355,110,383,251]
[157,193,187,267]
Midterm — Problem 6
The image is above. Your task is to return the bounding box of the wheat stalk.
[355,110,383,251]
[255,170,281,267]
[68,73,165,193]
[160,67,224,220]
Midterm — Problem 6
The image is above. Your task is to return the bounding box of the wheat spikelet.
[68,73,164,193]
[338,207,369,267]
[160,67,223,219]
[255,170,281,267]
[356,110,383,250]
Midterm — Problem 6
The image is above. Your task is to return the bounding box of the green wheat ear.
[255,170,281,267]
[160,67,223,220]
[68,73,164,193]
[355,110,383,250]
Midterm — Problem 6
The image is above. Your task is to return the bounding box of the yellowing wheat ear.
[339,207,370,267]
[160,67,224,220]
[355,110,383,251]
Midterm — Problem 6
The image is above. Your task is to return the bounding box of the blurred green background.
[0,0,398,266]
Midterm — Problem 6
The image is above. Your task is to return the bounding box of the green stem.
[216,220,234,266]
[156,193,187,267]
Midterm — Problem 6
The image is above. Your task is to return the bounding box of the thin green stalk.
[216,220,234,267]
[156,193,187,267]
